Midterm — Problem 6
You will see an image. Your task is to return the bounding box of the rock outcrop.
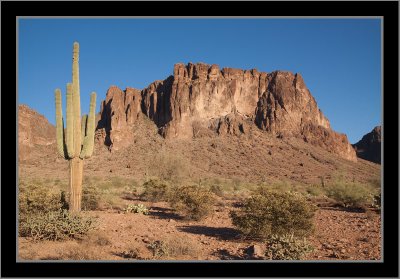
[18,104,56,161]
[353,126,381,164]
[97,86,142,150]
[97,63,357,161]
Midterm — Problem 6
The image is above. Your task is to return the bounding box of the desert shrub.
[125,204,149,215]
[60,191,69,210]
[254,181,293,196]
[82,185,101,210]
[53,243,102,260]
[169,185,215,221]
[305,184,325,197]
[209,184,224,197]
[326,182,373,208]
[141,179,170,202]
[19,209,97,241]
[18,182,62,215]
[99,192,125,211]
[230,191,317,239]
[232,178,243,191]
[119,247,140,259]
[148,152,190,183]
[164,237,200,258]
[148,240,169,259]
[264,234,314,260]
[148,237,200,259]
[85,231,112,246]
[110,176,126,188]
[267,181,293,193]
[372,192,381,210]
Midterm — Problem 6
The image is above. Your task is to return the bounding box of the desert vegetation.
[18,181,97,241]
[18,161,381,261]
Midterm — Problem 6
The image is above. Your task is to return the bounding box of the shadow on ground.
[111,251,148,260]
[121,194,140,201]
[177,225,241,241]
[212,248,243,260]
[319,205,368,213]
[149,206,183,220]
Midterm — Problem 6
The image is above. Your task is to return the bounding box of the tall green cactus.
[54,42,97,212]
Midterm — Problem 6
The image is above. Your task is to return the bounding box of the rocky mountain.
[353,126,381,164]
[97,63,356,161]
[18,104,56,162]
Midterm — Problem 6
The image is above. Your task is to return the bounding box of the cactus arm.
[55,88,67,158]
[72,42,82,157]
[66,83,75,158]
[81,114,88,138]
[80,92,96,159]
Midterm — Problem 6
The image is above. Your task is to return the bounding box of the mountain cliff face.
[353,126,381,164]
[97,63,357,161]
[18,104,56,162]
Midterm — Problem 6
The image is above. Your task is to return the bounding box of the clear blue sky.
[18,18,381,144]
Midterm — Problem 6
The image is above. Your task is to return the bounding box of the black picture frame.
[3,1,398,277]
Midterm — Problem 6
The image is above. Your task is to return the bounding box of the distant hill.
[353,126,381,164]
[18,104,56,162]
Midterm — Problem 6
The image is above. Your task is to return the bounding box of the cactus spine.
[54,42,96,212]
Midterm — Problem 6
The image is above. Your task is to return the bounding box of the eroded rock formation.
[97,63,357,161]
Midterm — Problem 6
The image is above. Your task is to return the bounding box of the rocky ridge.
[97,63,356,161]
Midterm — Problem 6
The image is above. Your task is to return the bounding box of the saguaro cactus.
[55,42,97,212]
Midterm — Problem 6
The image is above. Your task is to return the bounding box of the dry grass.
[148,237,201,260]
[53,243,103,260]
[83,231,112,246]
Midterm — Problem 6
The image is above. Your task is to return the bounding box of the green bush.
[264,234,314,260]
[141,179,170,202]
[326,182,372,208]
[82,185,101,210]
[169,185,215,221]
[18,182,62,214]
[19,209,97,241]
[125,204,149,215]
[230,191,317,239]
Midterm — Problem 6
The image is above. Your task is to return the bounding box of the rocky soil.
[18,198,381,261]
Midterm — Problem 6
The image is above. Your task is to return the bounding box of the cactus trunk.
[54,42,96,213]
[70,157,84,212]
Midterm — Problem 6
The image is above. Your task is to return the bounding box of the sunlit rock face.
[98,63,356,161]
